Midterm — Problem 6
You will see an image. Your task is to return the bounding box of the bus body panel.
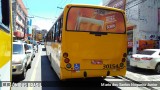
[46,42,61,79]
[46,4,127,80]
[62,33,127,68]
[0,30,11,68]
[60,68,126,80]
[0,0,13,90]
[0,27,11,90]
[59,33,127,79]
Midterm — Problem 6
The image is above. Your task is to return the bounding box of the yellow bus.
[0,0,13,89]
[45,4,127,80]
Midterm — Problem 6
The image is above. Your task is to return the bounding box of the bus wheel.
[155,63,160,74]
[50,65,53,70]
[50,54,51,60]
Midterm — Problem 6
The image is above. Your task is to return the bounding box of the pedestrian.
[36,44,38,53]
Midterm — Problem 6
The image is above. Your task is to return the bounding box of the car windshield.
[13,44,23,54]
[137,50,156,55]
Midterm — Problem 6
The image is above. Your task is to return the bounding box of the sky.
[23,0,102,31]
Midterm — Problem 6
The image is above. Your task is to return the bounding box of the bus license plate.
[91,60,103,65]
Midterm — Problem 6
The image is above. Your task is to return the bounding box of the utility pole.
[32,29,34,43]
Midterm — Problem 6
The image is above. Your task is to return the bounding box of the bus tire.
[50,54,51,60]
[130,66,138,70]
[50,65,53,70]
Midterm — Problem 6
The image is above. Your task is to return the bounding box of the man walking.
[36,44,38,53]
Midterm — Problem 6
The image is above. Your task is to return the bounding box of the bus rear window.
[67,7,125,33]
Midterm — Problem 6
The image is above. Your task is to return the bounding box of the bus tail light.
[63,52,68,58]
[123,53,127,57]
[64,58,70,63]
[66,63,72,68]
[122,58,125,62]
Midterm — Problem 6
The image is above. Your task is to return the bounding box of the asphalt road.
[11,45,120,90]
[11,45,159,90]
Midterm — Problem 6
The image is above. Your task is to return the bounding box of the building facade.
[12,0,28,40]
[27,18,33,40]
[102,0,160,54]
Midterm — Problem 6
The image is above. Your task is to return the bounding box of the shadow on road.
[12,67,31,83]
[41,55,59,81]
[42,48,46,51]
[41,55,121,90]
[127,63,159,75]
[12,75,23,83]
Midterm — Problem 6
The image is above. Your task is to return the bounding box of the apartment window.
[17,5,20,12]
[17,24,20,30]
[18,15,21,21]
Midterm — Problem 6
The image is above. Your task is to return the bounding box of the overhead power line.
[28,15,54,20]
[60,0,67,8]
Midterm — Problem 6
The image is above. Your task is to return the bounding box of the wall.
[132,0,159,53]
[138,0,158,39]
[102,0,160,54]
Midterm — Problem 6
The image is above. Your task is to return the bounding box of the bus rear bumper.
[60,68,126,80]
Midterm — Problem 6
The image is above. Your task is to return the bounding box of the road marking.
[27,46,41,90]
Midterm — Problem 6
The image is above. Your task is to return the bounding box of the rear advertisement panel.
[67,7,125,33]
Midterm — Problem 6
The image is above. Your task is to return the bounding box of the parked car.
[127,51,132,64]
[40,42,44,45]
[12,41,32,79]
[27,44,35,61]
[34,44,39,53]
[130,49,160,74]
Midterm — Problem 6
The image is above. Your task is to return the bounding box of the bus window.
[58,18,62,43]
[0,0,2,23]
[54,19,62,43]
[67,7,125,33]
[52,25,55,41]
[0,0,10,31]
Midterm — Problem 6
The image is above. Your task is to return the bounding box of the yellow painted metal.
[47,4,127,80]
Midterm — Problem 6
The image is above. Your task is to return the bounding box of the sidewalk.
[126,61,160,90]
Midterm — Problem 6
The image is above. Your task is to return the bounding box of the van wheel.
[155,63,160,74]
[130,66,138,70]
[21,67,26,79]
[28,62,32,69]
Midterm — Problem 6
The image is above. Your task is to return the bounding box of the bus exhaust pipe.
[107,71,110,76]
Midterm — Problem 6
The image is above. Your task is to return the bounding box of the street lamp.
[57,6,63,9]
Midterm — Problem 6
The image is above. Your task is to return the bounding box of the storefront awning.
[13,35,15,37]
[126,22,136,31]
